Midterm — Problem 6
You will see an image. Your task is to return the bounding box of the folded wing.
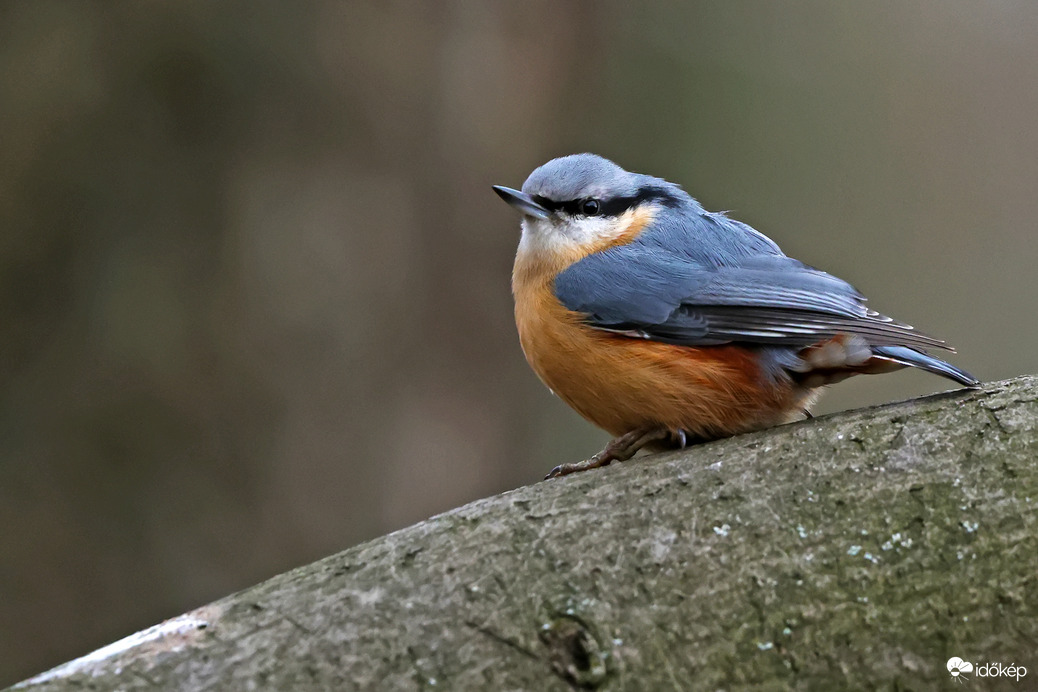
[554,244,950,352]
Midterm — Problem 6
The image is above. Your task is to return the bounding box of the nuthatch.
[494,154,978,478]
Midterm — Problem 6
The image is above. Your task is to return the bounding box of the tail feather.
[871,345,980,388]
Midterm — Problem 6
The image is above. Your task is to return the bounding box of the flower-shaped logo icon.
[947,657,974,681]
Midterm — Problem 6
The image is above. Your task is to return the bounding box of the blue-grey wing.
[554,241,949,352]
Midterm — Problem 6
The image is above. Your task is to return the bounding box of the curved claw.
[544,453,609,480]
[675,429,688,448]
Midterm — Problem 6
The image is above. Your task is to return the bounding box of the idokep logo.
[947,657,973,681]
[950,659,971,680]
[947,656,1028,683]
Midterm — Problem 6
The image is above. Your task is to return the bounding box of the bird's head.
[494,154,690,260]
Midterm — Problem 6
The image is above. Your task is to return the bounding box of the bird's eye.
[581,198,601,216]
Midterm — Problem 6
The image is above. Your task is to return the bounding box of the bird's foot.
[544,426,682,479]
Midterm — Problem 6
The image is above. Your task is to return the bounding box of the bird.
[493,153,979,479]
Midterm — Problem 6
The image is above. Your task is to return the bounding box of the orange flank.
[513,211,813,440]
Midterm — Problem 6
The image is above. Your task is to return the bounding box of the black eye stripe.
[531,194,555,209]
[534,185,683,217]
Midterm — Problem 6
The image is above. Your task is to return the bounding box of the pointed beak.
[492,185,551,220]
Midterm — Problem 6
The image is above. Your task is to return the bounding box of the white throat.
[517,213,638,259]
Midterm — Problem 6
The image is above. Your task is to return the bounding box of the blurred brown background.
[1,1,1036,684]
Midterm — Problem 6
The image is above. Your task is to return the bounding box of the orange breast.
[512,237,807,439]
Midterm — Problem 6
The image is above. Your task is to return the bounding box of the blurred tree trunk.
[12,376,1038,691]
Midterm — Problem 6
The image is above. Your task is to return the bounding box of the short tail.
[872,345,980,388]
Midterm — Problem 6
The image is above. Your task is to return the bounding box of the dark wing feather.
[554,242,950,352]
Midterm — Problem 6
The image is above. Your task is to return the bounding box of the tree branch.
[12,376,1038,691]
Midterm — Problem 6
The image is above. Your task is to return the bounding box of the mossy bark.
[12,377,1038,691]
